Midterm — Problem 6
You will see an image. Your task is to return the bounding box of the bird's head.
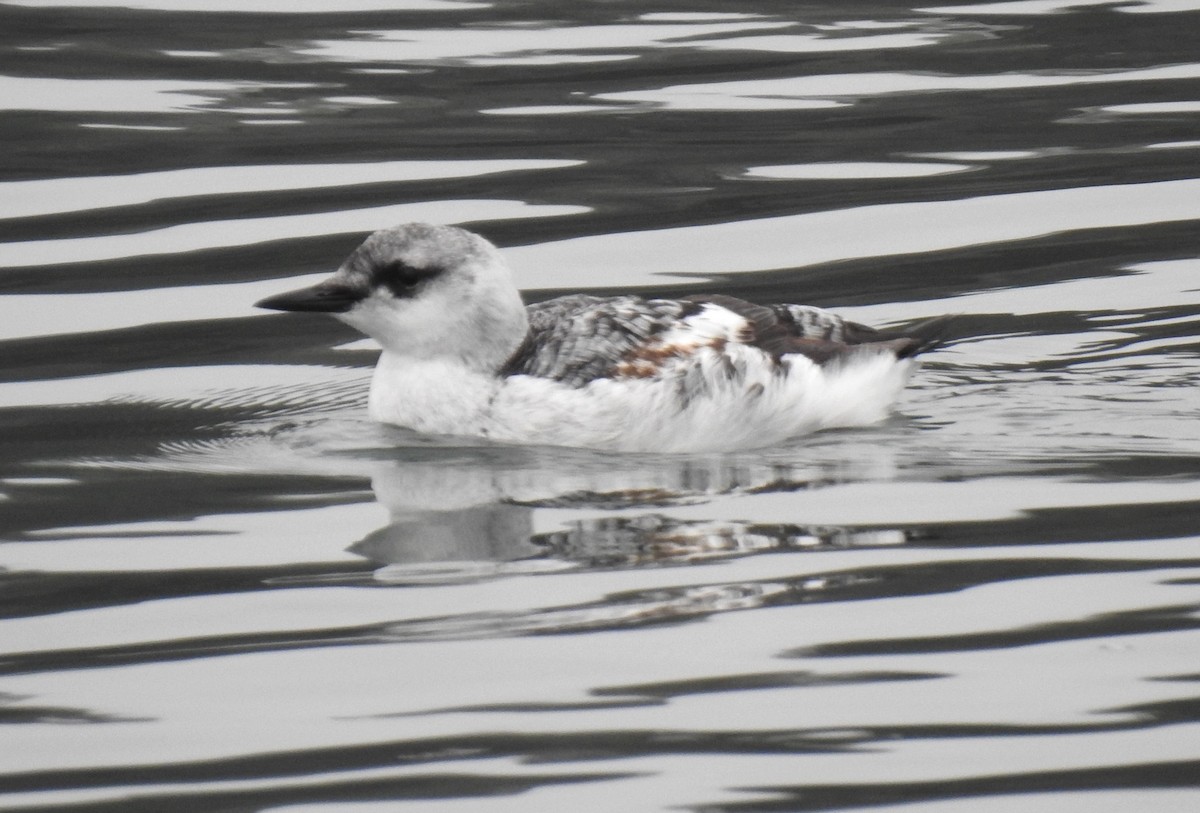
[256,223,528,371]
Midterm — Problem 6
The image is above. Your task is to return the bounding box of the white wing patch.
[610,303,755,381]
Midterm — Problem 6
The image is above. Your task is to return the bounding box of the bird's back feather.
[501,295,704,387]
[502,294,947,388]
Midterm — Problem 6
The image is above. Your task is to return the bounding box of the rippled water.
[3,1,1200,811]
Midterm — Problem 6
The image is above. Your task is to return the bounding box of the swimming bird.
[255,223,948,453]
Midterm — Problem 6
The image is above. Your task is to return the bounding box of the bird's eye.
[378,261,438,298]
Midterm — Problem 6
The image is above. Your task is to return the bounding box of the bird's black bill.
[255,282,362,313]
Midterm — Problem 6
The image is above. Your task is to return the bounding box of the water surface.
[2,1,1200,811]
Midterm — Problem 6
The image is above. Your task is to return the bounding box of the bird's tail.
[835,314,956,363]
[886,314,956,359]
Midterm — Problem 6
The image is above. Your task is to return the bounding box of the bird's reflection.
[135,418,924,636]
[343,445,913,586]
[350,453,899,638]
[124,406,923,590]
[535,515,908,567]
[351,502,543,584]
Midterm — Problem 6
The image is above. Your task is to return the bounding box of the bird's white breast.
[368,353,499,437]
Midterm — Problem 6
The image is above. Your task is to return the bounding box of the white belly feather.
[486,346,916,452]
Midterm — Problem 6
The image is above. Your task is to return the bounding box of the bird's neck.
[370,287,528,376]
[368,353,499,436]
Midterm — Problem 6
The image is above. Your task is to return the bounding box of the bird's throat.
[367,352,498,436]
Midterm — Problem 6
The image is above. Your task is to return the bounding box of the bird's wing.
[689,294,952,362]
[503,295,705,387]
[503,294,951,387]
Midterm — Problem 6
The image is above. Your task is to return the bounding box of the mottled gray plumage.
[770,303,869,342]
[501,292,950,389]
[502,294,703,387]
